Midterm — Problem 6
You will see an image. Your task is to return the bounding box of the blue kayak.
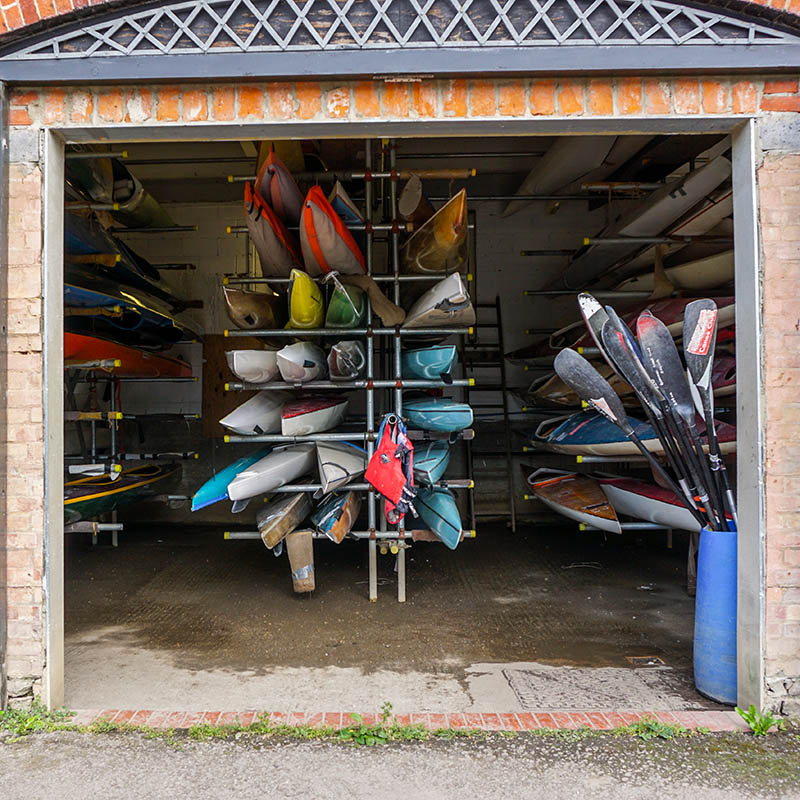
[534,410,657,456]
[404,398,473,432]
[414,487,462,550]
[191,447,272,511]
[402,345,457,380]
[413,441,450,485]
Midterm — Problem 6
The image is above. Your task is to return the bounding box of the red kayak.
[64,332,192,378]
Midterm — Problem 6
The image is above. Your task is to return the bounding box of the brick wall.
[2,72,800,708]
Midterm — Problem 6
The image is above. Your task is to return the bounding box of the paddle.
[553,348,706,528]
[682,299,738,526]
[636,311,726,530]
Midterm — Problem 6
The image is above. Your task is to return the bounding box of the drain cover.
[626,656,666,667]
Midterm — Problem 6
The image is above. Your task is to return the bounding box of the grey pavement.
[1,729,799,800]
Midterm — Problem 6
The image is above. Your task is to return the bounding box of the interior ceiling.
[68,134,727,205]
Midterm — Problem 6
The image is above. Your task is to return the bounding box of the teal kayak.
[404,398,473,432]
[191,447,272,511]
[415,487,462,550]
[402,345,457,380]
[413,441,450,486]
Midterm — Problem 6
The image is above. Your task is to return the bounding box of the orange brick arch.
[1,0,800,38]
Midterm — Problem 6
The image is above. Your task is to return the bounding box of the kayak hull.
[402,345,457,380]
[403,272,475,329]
[219,391,289,436]
[404,398,473,432]
[527,472,621,534]
[413,441,450,485]
[191,447,272,511]
[316,442,367,494]
[311,490,361,544]
[402,189,468,274]
[64,332,192,378]
[256,491,313,549]
[276,341,327,383]
[225,350,279,384]
[415,487,462,550]
[599,477,702,533]
[286,269,325,330]
[328,340,366,381]
[282,396,348,436]
[227,444,317,502]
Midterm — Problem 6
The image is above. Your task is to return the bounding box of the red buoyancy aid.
[365,414,417,524]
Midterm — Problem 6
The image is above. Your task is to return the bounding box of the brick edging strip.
[69,709,749,732]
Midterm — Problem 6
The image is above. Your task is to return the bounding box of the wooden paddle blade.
[682,299,718,392]
[636,312,696,424]
[553,348,629,429]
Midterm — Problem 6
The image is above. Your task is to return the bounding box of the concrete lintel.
[758,112,800,153]
[8,126,40,164]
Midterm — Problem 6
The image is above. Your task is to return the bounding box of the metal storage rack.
[222,139,476,603]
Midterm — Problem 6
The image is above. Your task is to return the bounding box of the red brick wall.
[3,73,800,708]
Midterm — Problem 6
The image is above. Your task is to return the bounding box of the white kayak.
[316,441,367,494]
[276,341,327,383]
[599,477,702,533]
[227,443,317,502]
[281,396,348,436]
[219,390,290,436]
[615,250,735,293]
[403,272,476,329]
[328,340,366,381]
[225,349,279,384]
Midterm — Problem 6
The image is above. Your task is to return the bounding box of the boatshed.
[0,0,798,721]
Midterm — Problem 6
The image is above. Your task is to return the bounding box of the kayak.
[328,180,366,252]
[711,354,737,397]
[598,476,701,533]
[286,268,324,330]
[244,181,303,281]
[64,332,192,378]
[526,471,621,534]
[191,447,272,511]
[225,349,279,384]
[414,487,462,550]
[404,398,473,432]
[276,341,327,383]
[413,441,450,486]
[227,443,317,502]
[328,341,366,381]
[219,390,289,436]
[281,396,348,436]
[65,152,114,204]
[223,286,286,331]
[325,284,367,328]
[255,149,304,227]
[398,174,434,225]
[403,272,475,329]
[565,155,732,288]
[615,250,735,294]
[311,490,361,544]
[526,363,631,407]
[256,490,313,549]
[316,441,367,494]
[110,158,176,229]
[402,345,457,380]
[402,189,468,274]
[300,185,366,277]
[64,462,181,523]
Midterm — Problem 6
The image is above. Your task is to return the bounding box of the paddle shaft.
[698,390,738,527]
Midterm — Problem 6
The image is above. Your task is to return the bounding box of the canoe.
[413,441,450,486]
[64,332,192,378]
[225,349,279,384]
[325,284,367,328]
[64,262,201,350]
[255,150,304,227]
[276,341,327,383]
[286,529,315,593]
[311,490,361,544]
[398,174,434,225]
[598,477,701,533]
[565,155,732,288]
[316,441,367,494]
[256,490,313,549]
[110,158,176,229]
[286,268,324,330]
[223,286,286,331]
[281,396,348,436]
[402,345,457,380]
[227,443,317,502]
[64,463,182,523]
[244,181,303,281]
[403,272,476,329]
[404,398,473,432]
[534,410,736,456]
[526,472,621,534]
[402,189,468,274]
[328,180,366,252]
[328,340,366,381]
[414,487,462,550]
[219,390,289,436]
[615,250,735,294]
[300,185,366,277]
[191,447,272,511]
[502,136,622,218]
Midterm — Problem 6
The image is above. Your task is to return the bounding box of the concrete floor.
[64,522,720,712]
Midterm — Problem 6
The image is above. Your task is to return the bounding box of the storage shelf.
[224,378,474,391]
[224,326,473,338]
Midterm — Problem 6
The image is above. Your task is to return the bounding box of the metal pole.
[224,326,473,338]
[584,235,733,246]
[228,167,476,183]
[523,289,652,299]
[223,272,471,285]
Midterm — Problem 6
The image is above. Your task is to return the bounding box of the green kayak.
[325,284,367,328]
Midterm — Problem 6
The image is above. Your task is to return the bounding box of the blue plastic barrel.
[693,524,737,705]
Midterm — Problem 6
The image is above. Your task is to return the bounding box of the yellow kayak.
[285,269,324,330]
[402,188,468,274]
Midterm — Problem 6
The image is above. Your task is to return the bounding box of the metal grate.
[2,0,797,60]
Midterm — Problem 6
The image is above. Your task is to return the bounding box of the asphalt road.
[1,729,798,800]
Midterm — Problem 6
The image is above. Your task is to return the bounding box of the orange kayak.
[64,332,192,378]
